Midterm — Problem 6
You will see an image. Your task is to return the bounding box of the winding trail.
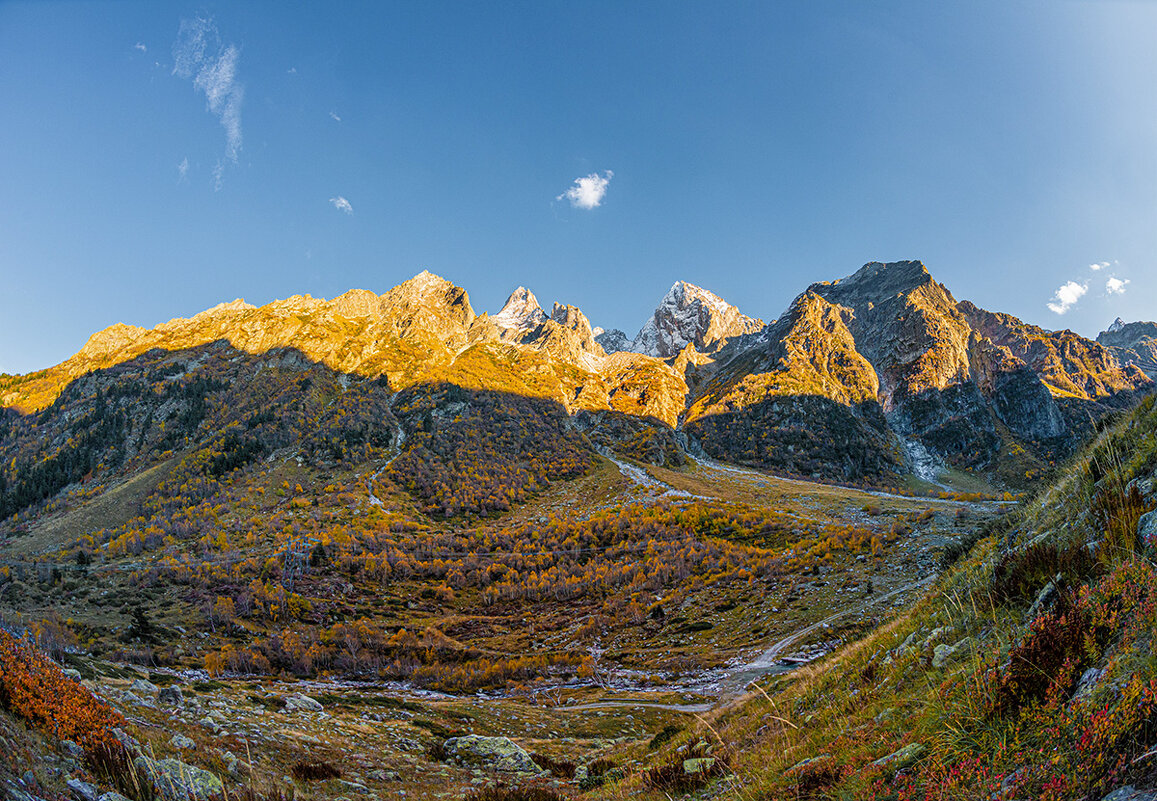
[567,574,937,716]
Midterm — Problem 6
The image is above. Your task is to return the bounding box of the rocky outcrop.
[594,327,630,353]
[1098,320,1157,380]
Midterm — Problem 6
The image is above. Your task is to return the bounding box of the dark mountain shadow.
[684,394,900,482]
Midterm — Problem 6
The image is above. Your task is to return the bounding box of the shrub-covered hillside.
[603,396,1157,800]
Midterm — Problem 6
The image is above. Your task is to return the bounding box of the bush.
[290,759,342,781]
[529,752,576,779]
[648,724,682,750]
[990,542,1098,607]
[0,628,125,752]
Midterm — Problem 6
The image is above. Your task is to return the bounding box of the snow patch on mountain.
[493,287,547,331]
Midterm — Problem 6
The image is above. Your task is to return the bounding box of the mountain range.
[1,260,1151,494]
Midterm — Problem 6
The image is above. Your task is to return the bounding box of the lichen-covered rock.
[134,756,223,801]
[65,778,97,801]
[443,735,543,774]
[870,742,926,773]
[932,637,974,670]
[157,686,183,706]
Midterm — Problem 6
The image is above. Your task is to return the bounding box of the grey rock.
[1072,667,1106,704]
[283,693,324,713]
[66,778,97,801]
[98,794,133,801]
[198,716,220,735]
[170,734,196,750]
[134,756,223,801]
[60,740,85,759]
[683,757,716,775]
[1139,511,1157,548]
[158,686,183,706]
[1028,575,1062,620]
[129,678,158,695]
[443,735,544,774]
[932,637,975,670]
[870,743,926,773]
[1102,787,1157,801]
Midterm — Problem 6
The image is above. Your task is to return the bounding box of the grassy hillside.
[594,395,1157,800]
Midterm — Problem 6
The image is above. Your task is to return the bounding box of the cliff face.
[1098,320,1157,380]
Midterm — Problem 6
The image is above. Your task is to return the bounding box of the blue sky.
[2,2,1155,373]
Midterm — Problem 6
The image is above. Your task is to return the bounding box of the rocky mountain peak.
[492,287,547,331]
[812,260,934,304]
[594,327,630,353]
[631,280,763,359]
[1109,317,1127,334]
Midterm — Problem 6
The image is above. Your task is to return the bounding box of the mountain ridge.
[3,260,1151,488]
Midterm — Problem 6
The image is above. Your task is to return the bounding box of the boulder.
[1139,511,1157,549]
[170,734,196,750]
[283,693,324,713]
[134,756,223,801]
[683,757,716,775]
[1102,787,1157,801]
[442,735,543,774]
[98,794,133,801]
[66,779,97,801]
[932,637,974,670]
[129,678,158,696]
[870,743,926,773]
[158,686,184,706]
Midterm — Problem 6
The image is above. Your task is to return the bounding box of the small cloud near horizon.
[172,16,244,174]
[1090,261,1110,271]
[1106,277,1129,295]
[177,157,189,181]
[329,196,353,215]
[329,111,341,122]
[1047,280,1088,315]
[557,170,613,209]
[134,42,147,53]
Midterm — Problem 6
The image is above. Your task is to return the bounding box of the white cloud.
[557,170,613,209]
[134,42,147,53]
[1047,281,1088,315]
[1106,277,1129,295]
[173,16,244,166]
[329,196,353,215]
[329,111,341,122]
[177,157,188,181]
[212,161,225,192]
[287,67,297,74]
[1090,261,1110,271]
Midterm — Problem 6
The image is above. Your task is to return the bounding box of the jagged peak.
[396,269,455,295]
[816,260,933,298]
[493,286,547,330]
[1109,317,1127,334]
[195,298,254,318]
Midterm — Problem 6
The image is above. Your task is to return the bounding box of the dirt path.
[566,574,937,716]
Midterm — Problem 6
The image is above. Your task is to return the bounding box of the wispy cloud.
[329,111,342,122]
[177,157,189,181]
[1047,281,1088,315]
[1106,276,1129,295]
[557,170,613,209]
[287,67,297,75]
[134,42,147,53]
[1090,261,1110,271]
[172,16,244,168]
[329,196,353,215]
